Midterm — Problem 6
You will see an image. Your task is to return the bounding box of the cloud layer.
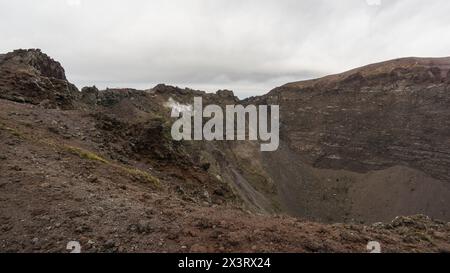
[1,0,450,97]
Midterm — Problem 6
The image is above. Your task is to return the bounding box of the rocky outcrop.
[5,49,68,80]
[80,86,99,105]
[0,49,79,109]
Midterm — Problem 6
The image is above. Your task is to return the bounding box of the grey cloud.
[1,0,450,98]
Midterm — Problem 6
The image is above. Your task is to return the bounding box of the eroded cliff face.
[246,57,450,223]
[263,58,450,179]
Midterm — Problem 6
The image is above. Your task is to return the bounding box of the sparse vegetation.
[63,144,160,187]
[64,145,109,163]
[0,120,160,188]
[121,166,161,187]
[0,122,24,138]
[64,144,160,187]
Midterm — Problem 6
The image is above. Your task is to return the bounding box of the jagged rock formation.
[0,49,79,109]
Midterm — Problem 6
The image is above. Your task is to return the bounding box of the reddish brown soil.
[1,99,449,253]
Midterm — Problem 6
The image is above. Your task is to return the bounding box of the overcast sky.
[1,0,450,98]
